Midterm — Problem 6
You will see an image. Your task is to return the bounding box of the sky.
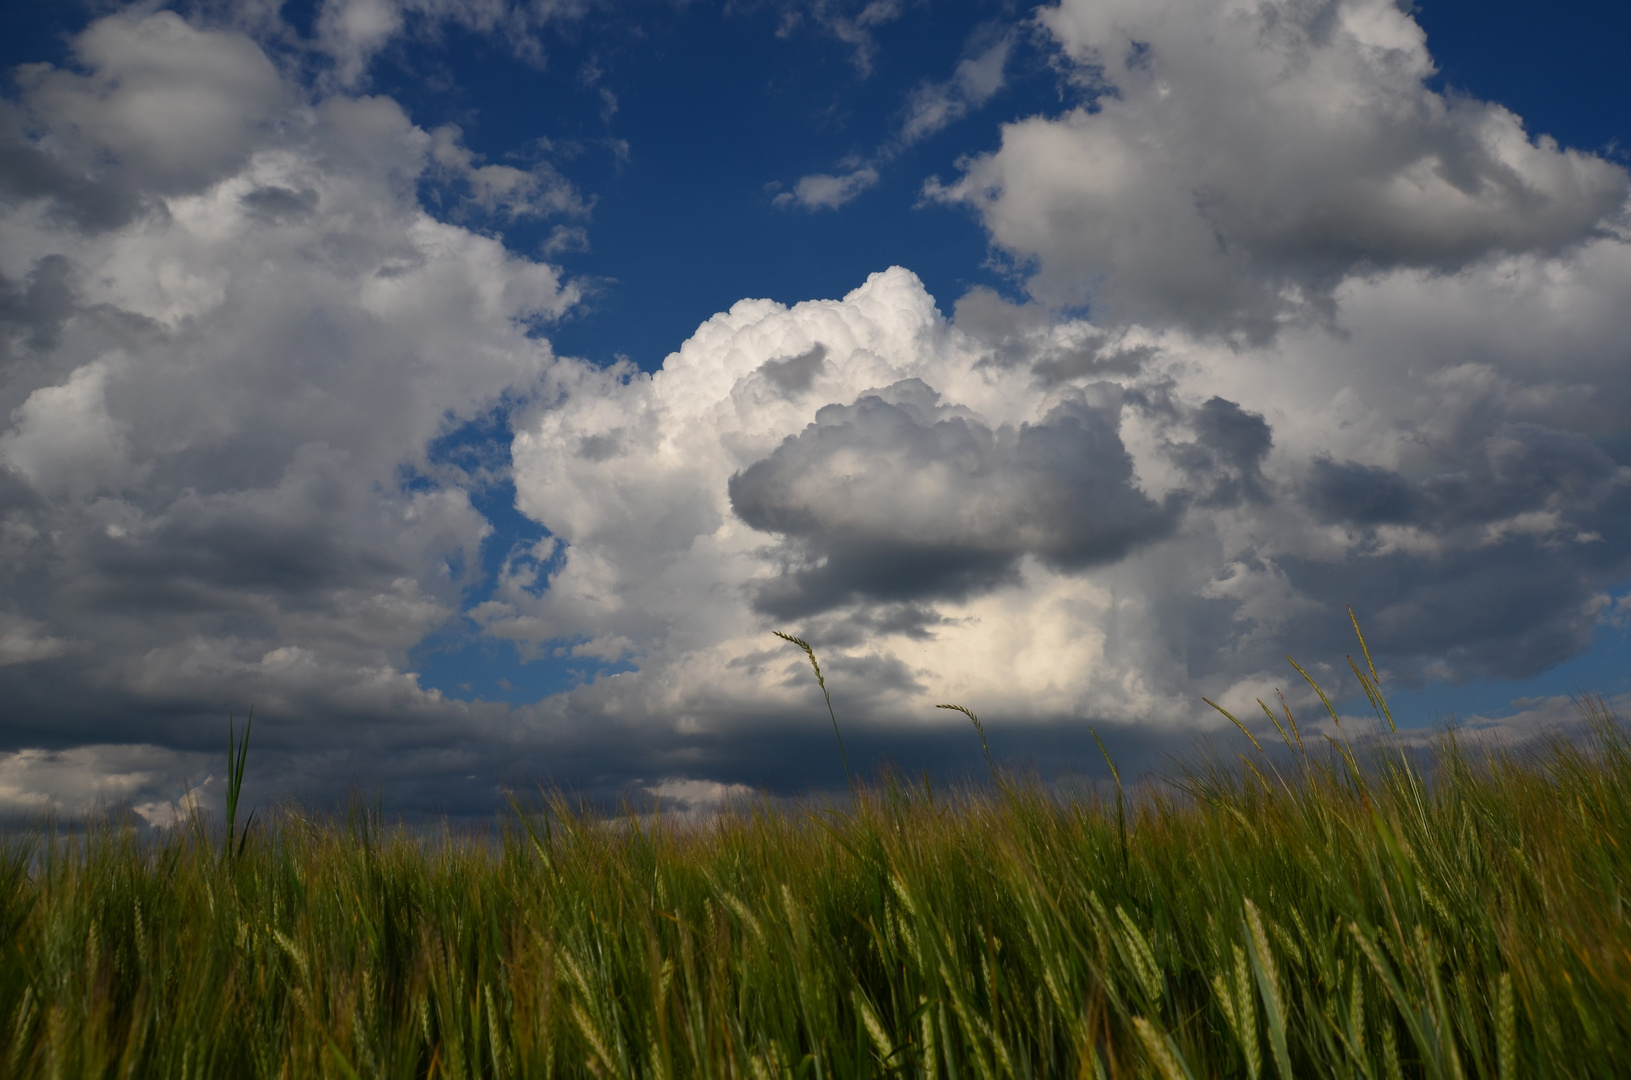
[1,0,1629,822]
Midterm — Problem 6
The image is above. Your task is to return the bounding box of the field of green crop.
[3,676,1628,1077]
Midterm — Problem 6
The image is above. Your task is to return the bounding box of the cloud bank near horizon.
[1,0,1629,818]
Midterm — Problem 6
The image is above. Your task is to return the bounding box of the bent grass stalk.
[936,703,996,781]
[773,631,854,795]
[1090,726,1128,873]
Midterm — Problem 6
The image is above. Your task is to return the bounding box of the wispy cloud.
[789,0,906,77]
[429,124,590,219]
[897,30,1012,146]
[314,0,594,86]
[776,27,1013,211]
[773,164,880,210]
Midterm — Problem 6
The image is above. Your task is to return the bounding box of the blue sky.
[1,0,1628,819]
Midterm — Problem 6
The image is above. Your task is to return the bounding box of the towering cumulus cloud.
[502,0,1631,780]
[504,269,1211,733]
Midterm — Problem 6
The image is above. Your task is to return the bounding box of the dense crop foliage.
[3,707,1629,1079]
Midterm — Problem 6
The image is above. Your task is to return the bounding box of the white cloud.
[899,31,1012,146]
[0,357,147,497]
[318,0,406,85]
[643,777,758,819]
[506,228,1631,758]
[502,268,1269,735]
[0,744,208,820]
[798,0,906,77]
[429,124,589,219]
[19,12,287,193]
[775,166,881,211]
[777,25,1013,213]
[315,0,592,86]
[4,0,1630,814]
[928,0,1628,335]
[0,10,580,812]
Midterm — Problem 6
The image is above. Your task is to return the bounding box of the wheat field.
[2,662,1627,1077]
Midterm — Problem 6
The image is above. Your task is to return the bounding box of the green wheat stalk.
[774,631,854,795]
[1091,726,1128,872]
[937,703,996,781]
[223,707,255,866]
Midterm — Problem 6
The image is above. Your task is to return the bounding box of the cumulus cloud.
[0,743,210,823]
[0,13,286,232]
[643,777,758,820]
[927,0,1629,335]
[500,235,1631,785]
[19,12,287,193]
[500,269,1290,738]
[5,0,1631,816]
[0,9,582,813]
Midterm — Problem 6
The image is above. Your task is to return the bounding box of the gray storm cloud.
[728,379,1178,616]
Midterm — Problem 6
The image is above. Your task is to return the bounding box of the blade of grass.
[1349,606,1396,733]
[1090,727,1127,873]
[223,707,253,866]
